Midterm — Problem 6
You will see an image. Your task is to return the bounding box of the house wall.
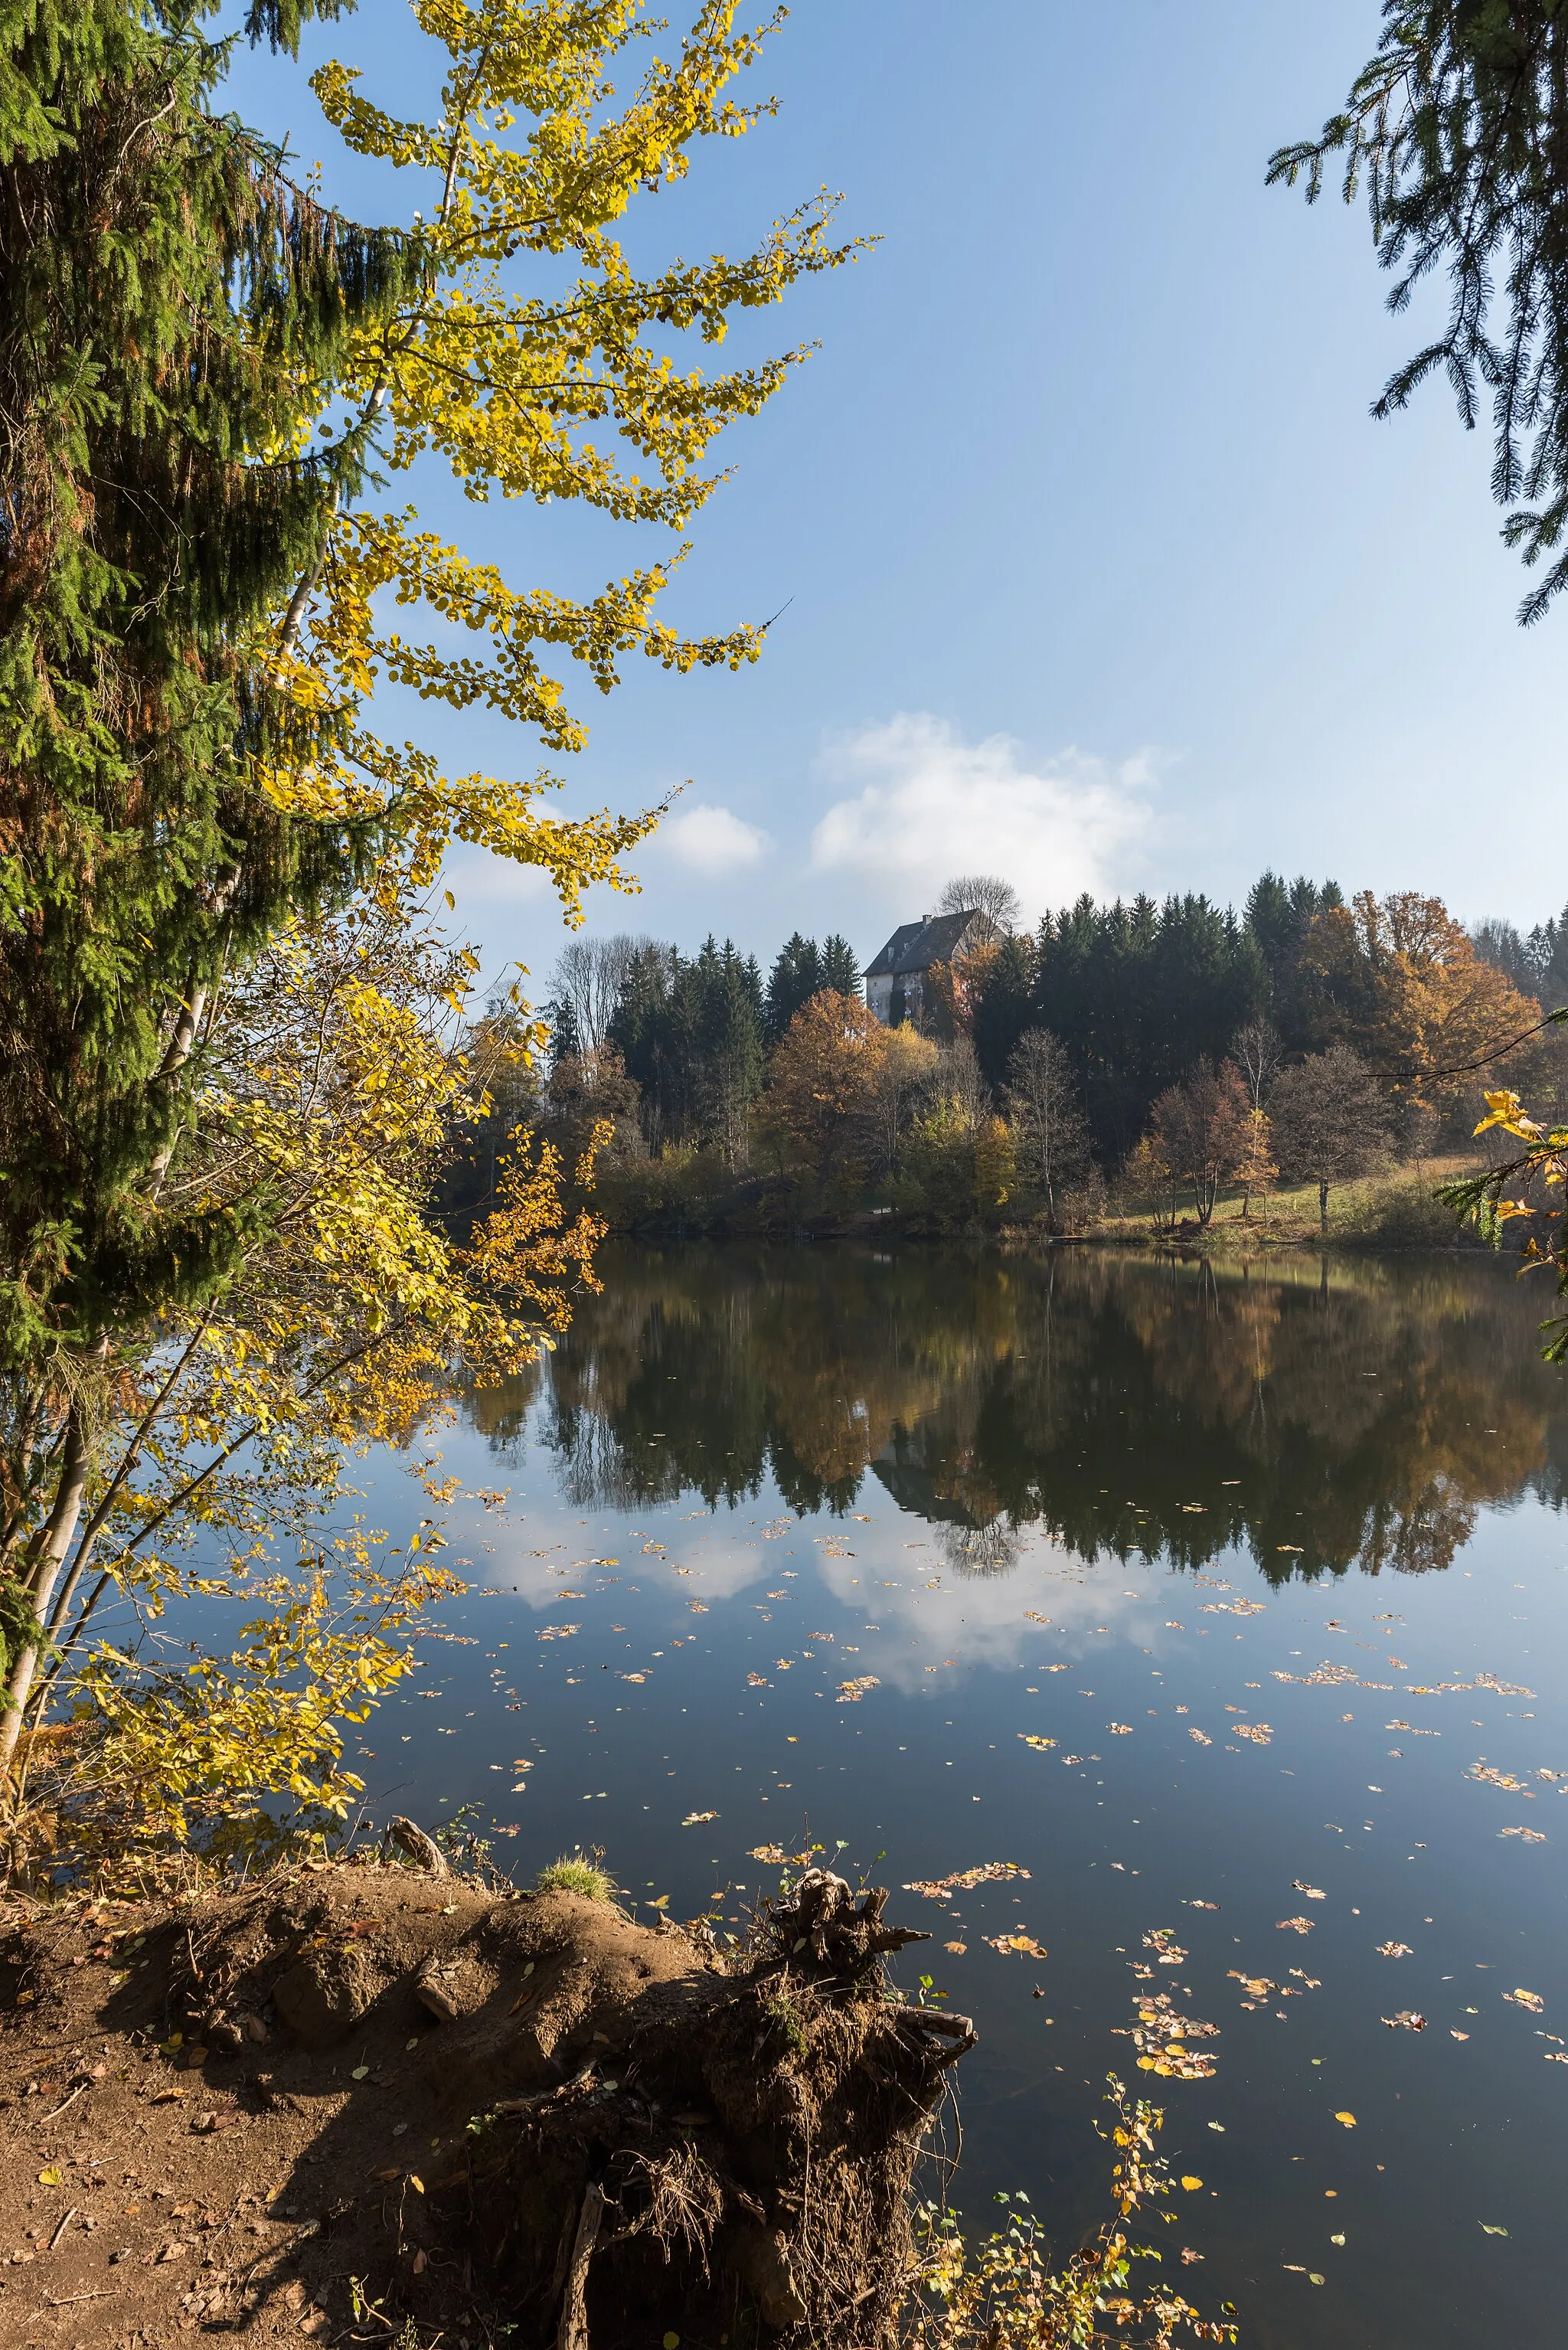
[867,973,923,1028]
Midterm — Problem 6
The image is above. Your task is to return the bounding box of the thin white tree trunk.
[0,1411,91,1772]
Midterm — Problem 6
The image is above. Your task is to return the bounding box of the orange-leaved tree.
[1302,894,1540,1133]
[763,992,888,1186]
[1146,1061,1250,1228]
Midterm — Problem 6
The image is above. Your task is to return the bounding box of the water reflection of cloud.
[805,1528,1181,1691]
[462,1513,775,1610]
[649,1535,772,1602]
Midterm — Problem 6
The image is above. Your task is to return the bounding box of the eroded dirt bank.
[0,1858,972,2348]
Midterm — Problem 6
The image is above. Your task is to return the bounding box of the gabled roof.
[864,910,985,980]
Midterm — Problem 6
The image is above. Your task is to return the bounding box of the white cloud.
[657,802,772,875]
[810,713,1153,917]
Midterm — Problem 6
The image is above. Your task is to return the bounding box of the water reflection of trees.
[467,1243,1568,1583]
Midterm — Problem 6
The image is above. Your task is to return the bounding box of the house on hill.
[863,909,996,1028]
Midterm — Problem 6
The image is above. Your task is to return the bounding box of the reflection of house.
[863,909,995,1028]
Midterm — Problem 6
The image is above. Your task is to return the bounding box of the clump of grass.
[534,1853,616,1901]
[766,1989,808,2057]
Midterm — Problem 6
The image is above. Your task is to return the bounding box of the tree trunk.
[1318,1178,1329,1237]
[0,1410,92,1772]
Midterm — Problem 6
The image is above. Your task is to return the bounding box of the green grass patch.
[534,1855,616,1901]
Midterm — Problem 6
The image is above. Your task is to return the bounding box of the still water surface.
[361,1244,1568,2350]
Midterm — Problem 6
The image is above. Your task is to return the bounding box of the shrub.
[1335,1178,1481,1250]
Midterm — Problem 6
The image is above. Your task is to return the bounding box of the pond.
[358,1242,1568,2350]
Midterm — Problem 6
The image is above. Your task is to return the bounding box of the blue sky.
[235,1,1568,989]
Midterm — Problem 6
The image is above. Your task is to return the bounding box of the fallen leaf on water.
[985,1933,1047,1959]
[681,1811,719,1826]
[1334,2112,1357,2128]
[1479,2224,1508,2237]
[836,1677,880,1703]
[1375,1942,1413,1959]
[1499,1826,1547,1841]
[1381,2012,1426,2031]
[1292,1882,1327,1899]
[1451,2030,1470,2040]
[1018,1734,1057,1751]
[1129,1986,1220,2078]
[1330,2233,1346,2246]
[1188,1729,1213,1746]
[1181,2247,1204,2263]
[1229,1970,1277,2002]
[1180,2176,1203,2191]
[1277,1918,1314,1934]
[1109,1724,1134,1736]
[1502,1988,1544,2012]
[905,1862,1031,1898]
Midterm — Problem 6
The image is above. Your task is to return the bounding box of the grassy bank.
[587,1149,1508,1257]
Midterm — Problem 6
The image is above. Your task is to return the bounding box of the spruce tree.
[0,0,407,1721]
[765,933,825,1045]
[820,933,862,999]
[1272,5,1568,619]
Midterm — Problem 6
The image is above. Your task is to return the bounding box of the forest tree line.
[442,873,1563,1236]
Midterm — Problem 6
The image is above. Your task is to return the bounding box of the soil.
[0,1857,971,2349]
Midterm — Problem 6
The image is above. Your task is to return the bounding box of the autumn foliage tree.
[1234,1109,1279,1224]
[1271,1044,1391,1234]
[8,880,609,1862]
[762,992,887,1187]
[0,0,850,1848]
[271,0,860,906]
[1300,894,1540,1139]
[1146,1061,1251,1228]
[1007,1030,1090,1224]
